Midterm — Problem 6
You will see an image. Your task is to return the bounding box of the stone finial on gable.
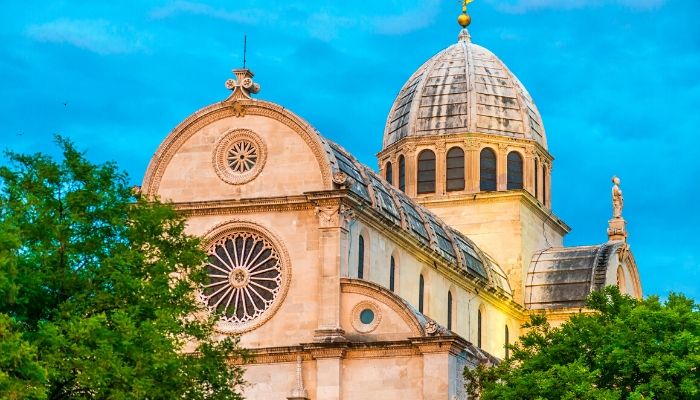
[225,68,260,100]
[607,176,627,242]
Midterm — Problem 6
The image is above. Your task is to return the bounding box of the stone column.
[435,142,446,196]
[466,140,480,192]
[310,347,346,400]
[524,147,536,196]
[312,200,351,343]
[544,163,552,208]
[404,144,417,197]
[497,143,508,191]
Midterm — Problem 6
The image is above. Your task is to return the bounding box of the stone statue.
[612,176,623,219]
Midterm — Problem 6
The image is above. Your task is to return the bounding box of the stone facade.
[142,27,642,400]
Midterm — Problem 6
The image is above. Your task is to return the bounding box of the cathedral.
[141,5,642,400]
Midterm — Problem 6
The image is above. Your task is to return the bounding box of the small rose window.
[214,129,267,185]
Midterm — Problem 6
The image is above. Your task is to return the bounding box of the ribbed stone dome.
[383,30,546,149]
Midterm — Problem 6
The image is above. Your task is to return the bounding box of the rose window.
[201,231,283,329]
[227,140,258,174]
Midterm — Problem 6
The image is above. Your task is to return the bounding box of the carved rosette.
[213,129,267,185]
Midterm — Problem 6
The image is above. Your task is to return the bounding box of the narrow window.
[418,274,425,313]
[389,256,396,292]
[417,150,436,194]
[358,235,365,279]
[398,155,406,192]
[534,158,539,201]
[507,151,523,190]
[446,147,465,191]
[447,291,453,331]
[477,309,482,348]
[505,325,510,359]
[385,161,393,185]
[480,148,497,191]
[542,164,547,206]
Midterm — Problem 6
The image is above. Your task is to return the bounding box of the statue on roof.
[612,176,623,219]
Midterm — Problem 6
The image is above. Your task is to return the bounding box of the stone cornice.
[418,190,571,235]
[233,338,485,366]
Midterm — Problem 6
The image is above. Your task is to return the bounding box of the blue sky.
[1,0,699,299]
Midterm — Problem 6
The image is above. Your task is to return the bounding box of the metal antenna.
[243,35,247,69]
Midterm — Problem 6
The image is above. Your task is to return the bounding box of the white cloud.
[494,0,666,13]
[150,1,267,25]
[26,19,147,55]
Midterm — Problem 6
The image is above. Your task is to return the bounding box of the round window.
[351,301,381,333]
[226,139,258,173]
[200,224,290,334]
[214,129,267,185]
[360,309,374,324]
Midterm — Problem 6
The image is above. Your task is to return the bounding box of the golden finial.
[458,0,474,28]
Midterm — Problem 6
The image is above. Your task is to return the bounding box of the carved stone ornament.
[200,221,291,334]
[332,171,348,186]
[225,68,260,100]
[213,129,267,185]
[231,101,246,118]
[425,320,439,336]
[315,205,340,228]
[287,355,309,400]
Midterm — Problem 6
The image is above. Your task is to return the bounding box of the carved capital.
[466,139,480,150]
[315,205,340,228]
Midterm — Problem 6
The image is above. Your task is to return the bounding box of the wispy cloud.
[371,0,442,35]
[495,0,666,13]
[26,19,148,55]
[150,1,266,25]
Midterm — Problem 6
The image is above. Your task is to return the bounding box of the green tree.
[465,286,700,400]
[0,138,246,399]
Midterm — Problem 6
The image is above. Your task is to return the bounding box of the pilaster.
[497,143,508,191]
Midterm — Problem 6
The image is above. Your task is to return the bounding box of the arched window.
[447,291,453,331]
[417,150,436,194]
[507,151,523,190]
[446,147,465,192]
[534,158,539,201]
[477,309,483,348]
[398,155,406,192]
[358,235,365,279]
[389,256,396,292]
[385,161,393,185]
[480,148,497,191]
[505,325,510,359]
[418,274,425,313]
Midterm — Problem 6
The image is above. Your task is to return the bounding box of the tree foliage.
[0,138,246,399]
[465,286,700,400]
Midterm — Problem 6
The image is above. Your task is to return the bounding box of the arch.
[479,148,497,191]
[142,99,334,196]
[389,255,397,292]
[534,158,539,201]
[446,147,465,192]
[418,274,425,313]
[385,161,393,185]
[447,290,453,331]
[417,149,436,194]
[617,265,627,293]
[398,155,406,192]
[507,151,523,190]
[358,234,366,279]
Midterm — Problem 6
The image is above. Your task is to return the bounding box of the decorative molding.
[142,100,334,196]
